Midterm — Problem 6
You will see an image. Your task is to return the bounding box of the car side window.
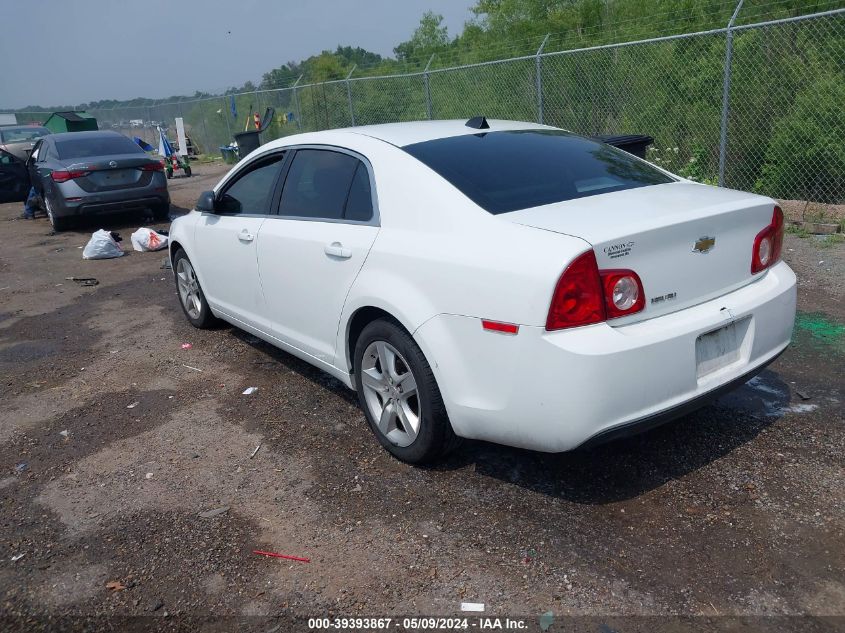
[278,149,373,222]
[344,163,374,222]
[216,153,285,215]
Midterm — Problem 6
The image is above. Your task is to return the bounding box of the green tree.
[394,11,450,62]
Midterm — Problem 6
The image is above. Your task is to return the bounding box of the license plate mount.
[695,317,749,379]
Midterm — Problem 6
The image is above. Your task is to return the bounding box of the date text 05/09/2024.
[307,616,532,630]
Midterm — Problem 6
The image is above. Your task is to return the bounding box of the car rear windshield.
[402,129,675,214]
[55,135,143,160]
[0,127,50,143]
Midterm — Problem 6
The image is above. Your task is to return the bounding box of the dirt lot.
[1,162,843,632]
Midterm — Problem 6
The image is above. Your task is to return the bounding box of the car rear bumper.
[50,179,169,217]
[413,261,797,452]
[53,193,170,217]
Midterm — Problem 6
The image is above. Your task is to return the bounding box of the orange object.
[253,112,261,130]
[253,550,310,563]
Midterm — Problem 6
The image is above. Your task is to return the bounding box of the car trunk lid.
[506,182,777,324]
[63,154,158,192]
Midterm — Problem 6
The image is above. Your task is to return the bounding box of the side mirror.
[196,190,216,213]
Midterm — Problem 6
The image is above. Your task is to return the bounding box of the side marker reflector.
[482,320,519,335]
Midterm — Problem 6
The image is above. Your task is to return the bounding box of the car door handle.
[238,229,255,243]
[324,242,352,259]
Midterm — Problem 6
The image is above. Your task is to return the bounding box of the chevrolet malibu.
[168,119,796,463]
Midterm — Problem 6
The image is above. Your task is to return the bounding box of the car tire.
[354,318,460,464]
[44,195,72,232]
[173,249,218,329]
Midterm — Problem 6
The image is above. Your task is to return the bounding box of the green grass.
[785,224,810,238]
[820,233,845,248]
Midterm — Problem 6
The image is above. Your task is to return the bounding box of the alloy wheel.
[360,340,420,447]
[175,257,202,319]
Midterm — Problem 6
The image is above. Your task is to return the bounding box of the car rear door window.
[216,153,286,215]
[278,149,372,222]
[344,163,374,222]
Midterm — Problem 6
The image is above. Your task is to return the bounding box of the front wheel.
[354,319,459,464]
[173,249,218,328]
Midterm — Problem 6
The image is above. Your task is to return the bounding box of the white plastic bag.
[130,227,168,252]
[82,230,124,260]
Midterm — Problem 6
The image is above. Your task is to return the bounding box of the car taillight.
[751,205,784,274]
[546,250,606,330]
[50,169,89,183]
[139,162,164,172]
[546,251,646,331]
[600,270,645,319]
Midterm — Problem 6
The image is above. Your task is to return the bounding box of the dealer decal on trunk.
[603,241,635,259]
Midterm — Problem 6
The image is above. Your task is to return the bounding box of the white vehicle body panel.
[168,119,797,452]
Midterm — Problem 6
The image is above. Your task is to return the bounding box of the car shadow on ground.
[231,328,793,505]
[24,203,190,238]
[435,368,792,504]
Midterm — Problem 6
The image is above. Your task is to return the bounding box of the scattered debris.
[83,230,124,260]
[242,387,258,395]
[59,430,69,439]
[145,472,154,480]
[539,611,555,632]
[65,276,99,287]
[14,462,28,474]
[105,580,127,592]
[160,257,172,270]
[182,364,203,372]
[150,599,165,612]
[352,483,362,493]
[126,401,140,409]
[253,550,310,563]
[181,343,193,350]
[10,553,25,562]
[130,227,168,252]
[795,389,811,400]
[199,506,230,519]
[460,602,485,612]
[250,444,262,459]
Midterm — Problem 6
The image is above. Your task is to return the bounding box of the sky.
[0,0,477,110]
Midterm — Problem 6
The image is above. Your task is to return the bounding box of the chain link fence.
[15,6,844,206]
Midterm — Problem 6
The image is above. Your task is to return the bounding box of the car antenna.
[465,116,489,130]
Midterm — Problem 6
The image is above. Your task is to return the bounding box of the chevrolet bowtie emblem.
[693,236,716,253]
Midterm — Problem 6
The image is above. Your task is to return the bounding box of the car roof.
[47,130,127,142]
[338,119,556,147]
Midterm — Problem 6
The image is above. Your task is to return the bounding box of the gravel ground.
[0,163,843,632]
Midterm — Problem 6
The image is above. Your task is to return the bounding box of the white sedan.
[168,119,796,463]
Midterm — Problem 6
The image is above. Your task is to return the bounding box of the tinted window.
[344,163,374,222]
[218,153,286,214]
[55,135,144,159]
[402,130,674,214]
[279,149,365,221]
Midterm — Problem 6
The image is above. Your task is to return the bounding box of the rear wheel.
[354,319,459,464]
[44,195,72,232]
[173,249,217,328]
